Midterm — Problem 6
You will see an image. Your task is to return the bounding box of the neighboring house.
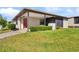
[12,8,68,31]
[68,16,79,28]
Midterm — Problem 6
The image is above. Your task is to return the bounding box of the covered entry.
[23,18,27,28]
[46,17,63,27]
[46,17,68,28]
[55,17,63,27]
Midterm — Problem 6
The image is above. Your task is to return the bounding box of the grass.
[0,28,79,52]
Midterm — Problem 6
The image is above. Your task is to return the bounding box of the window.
[74,17,79,24]
[40,19,44,25]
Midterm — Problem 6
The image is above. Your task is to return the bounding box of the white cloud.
[45,7,61,11]
[66,8,79,16]
[0,8,20,16]
[75,8,79,13]
[0,8,20,20]
[47,7,61,11]
[66,9,73,14]
[44,7,62,14]
[44,7,79,16]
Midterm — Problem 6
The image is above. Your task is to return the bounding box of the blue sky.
[0,7,79,21]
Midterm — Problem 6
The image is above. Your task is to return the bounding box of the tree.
[0,15,7,28]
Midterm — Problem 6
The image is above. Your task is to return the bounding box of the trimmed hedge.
[30,26,52,32]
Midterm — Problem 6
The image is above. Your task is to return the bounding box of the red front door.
[23,18,27,28]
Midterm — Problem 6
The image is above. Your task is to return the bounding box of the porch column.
[63,18,68,28]
[44,14,46,25]
[20,17,23,29]
[17,17,21,29]
[27,11,30,31]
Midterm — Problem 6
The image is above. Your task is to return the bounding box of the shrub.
[30,26,52,32]
[8,24,16,30]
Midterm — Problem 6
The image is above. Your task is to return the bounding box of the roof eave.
[12,8,68,21]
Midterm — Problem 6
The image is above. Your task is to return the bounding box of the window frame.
[40,19,44,25]
[74,17,79,24]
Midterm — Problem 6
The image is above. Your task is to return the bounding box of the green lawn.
[0,28,79,52]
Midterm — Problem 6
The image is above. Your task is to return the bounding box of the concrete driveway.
[0,30,24,39]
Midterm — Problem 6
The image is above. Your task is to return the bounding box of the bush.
[8,24,16,30]
[30,26,52,32]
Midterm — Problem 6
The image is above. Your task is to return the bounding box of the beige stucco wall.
[29,17,40,27]
[68,18,74,26]
[68,18,79,27]
[13,17,24,30]
[22,12,41,27]
[17,18,21,29]
[20,19,23,29]
[63,19,68,28]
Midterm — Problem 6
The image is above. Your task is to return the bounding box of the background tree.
[0,15,7,28]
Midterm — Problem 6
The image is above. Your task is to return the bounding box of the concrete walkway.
[0,30,24,39]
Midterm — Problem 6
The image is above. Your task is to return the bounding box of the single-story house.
[12,8,69,31]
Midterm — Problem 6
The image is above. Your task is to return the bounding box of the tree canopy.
[0,15,7,28]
